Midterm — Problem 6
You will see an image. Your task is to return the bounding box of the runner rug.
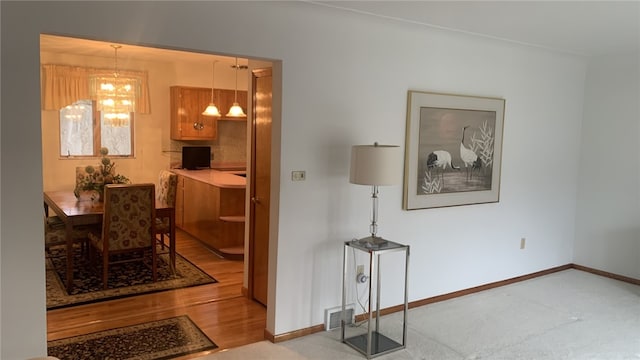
[47,315,218,359]
[46,245,216,310]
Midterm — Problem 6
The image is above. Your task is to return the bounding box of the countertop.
[171,168,246,189]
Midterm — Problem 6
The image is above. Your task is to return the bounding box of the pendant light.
[226,57,246,117]
[89,45,139,127]
[202,61,221,117]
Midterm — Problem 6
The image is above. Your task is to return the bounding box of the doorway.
[40,34,278,351]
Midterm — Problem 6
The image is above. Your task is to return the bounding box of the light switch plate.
[291,171,306,181]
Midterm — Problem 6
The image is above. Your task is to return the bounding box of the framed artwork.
[403,91,505,210]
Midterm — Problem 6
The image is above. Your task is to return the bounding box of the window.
[59,100,134,157]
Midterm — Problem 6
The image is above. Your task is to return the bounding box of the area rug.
[46,245,216,310]
[47,315,217,359]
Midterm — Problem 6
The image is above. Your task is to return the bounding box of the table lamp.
[350,142,401,247]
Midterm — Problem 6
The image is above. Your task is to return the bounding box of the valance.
[41,64,151,114]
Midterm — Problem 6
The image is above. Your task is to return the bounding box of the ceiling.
[41,2,639,60]
[311,1,640,57]
[40,35,243,66]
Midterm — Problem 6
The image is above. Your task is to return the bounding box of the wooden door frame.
[248,67,272,302]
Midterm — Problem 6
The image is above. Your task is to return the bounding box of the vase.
[90,188,105,202]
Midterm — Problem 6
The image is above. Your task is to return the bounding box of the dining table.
[43,190,176,293]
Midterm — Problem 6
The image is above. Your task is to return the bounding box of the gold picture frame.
[403,90,505,210]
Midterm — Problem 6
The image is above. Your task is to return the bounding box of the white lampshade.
[226,57,247,118]
[350,144,402,186]
[202,103,221,116]
[202,61,221,117]
[226,102,246,117]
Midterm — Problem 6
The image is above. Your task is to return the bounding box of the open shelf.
[219,215,245,223]
[218,246,244,261]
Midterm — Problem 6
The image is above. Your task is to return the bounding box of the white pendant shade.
[202,103,221,116]
[226,57,246,118]
[203,61,221,117]
[226,102,246,117]
[350,144,402,186]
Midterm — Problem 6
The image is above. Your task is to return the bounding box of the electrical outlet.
[355,264,368,283]
[520,237,526,249]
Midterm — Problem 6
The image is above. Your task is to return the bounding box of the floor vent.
[324,304,355,331]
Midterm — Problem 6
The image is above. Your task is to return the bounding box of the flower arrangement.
[74,147,130,200]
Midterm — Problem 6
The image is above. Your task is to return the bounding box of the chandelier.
[89,45,139,127]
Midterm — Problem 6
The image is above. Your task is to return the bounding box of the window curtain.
[41,64,151,114]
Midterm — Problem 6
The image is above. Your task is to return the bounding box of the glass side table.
[342,237,410,359]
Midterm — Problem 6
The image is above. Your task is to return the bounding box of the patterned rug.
[47,315,217,359]
[46,245,216,310]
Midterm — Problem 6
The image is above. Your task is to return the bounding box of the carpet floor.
[48,315,217,359]
[46,245,216,310]
[196,269,640,360]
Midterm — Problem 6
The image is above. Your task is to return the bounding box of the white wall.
[575,52,640,279]
[1,2,588,358]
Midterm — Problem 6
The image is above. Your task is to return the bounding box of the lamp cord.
[233,57,238,102]
[351,247,370,327]
[210,61,217,103]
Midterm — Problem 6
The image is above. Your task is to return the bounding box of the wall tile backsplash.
[171,121,247,168]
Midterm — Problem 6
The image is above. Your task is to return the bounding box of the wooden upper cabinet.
[170,86,249,140]
[171,86,217,140]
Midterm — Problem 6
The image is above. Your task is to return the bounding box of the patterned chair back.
[157,170,178,208]
[101,184,155,252]
[73,165,104,197]
[75,165,102,194]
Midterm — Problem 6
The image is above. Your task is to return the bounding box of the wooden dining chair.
[88,183,157,289]
[44,221,94,258]
[155,170,178,250]
[43,208,96,258]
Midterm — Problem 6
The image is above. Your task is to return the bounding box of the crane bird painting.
[420,122,493,194]
[460,126,482,180]
[404,91,504,210]
[424,150,459,191]
[415,110,498,195]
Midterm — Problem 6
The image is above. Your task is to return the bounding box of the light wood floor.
[46,229,267,359]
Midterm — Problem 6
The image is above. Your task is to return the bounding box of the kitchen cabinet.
[182,176,217,245]
[174,172,245,258]
[175,175,184,228]
[170,86,248,140]
[170,86,217,140]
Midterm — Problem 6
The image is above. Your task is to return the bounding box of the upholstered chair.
[43,209,96,257]
[74,165,103,198]
[155,170,178,250]
[44,222,94,257]
[88,183,157,290]
[45,212,65,229]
